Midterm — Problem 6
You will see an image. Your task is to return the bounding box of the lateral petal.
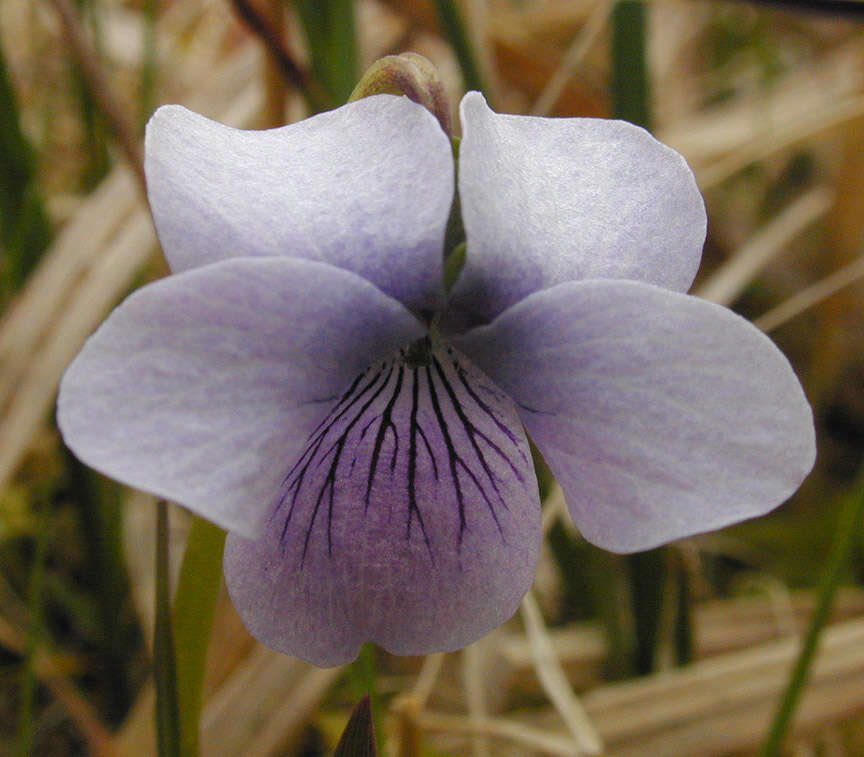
[58,257,425,537]
[455,279,815,553]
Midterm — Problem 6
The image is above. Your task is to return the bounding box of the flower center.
[270,338,533,567]
[403,335,433,368]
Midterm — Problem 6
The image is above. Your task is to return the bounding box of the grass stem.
[760,471,864,756]
[154,501,181,757]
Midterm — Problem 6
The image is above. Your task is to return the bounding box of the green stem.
[172,517,226,757]
[433,0,487,97]
[154,501,181,757]
[348,643,384,755]
[760,472,864,756]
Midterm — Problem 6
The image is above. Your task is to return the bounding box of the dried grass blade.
[412,652,446,707]
[416,711,581,756]
[0,59,261,500]
[200,645,342,756]
[0,168,136,371]
[521,591,603,755]
[531,0,612,116]
[0,210,156,495]
[47,0,145,190]
[462,642,491,757]
[755,252,864,333]
[695,186,834,306]
[0,613,117,757]
[583,617,864,755]
[659,43,864,172]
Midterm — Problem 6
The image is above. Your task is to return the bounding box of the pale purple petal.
[145,95,453,311]
[449,92,706,323]
[224,341,540,666]
[454,280,815,553]
[58,257,425,537]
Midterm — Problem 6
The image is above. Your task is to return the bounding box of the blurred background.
[1,0,864,754]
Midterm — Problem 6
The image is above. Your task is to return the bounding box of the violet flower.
[58,92,815,666]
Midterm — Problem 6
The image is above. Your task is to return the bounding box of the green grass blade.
[172,517,226,757]
[760,470,864,756]
[66,452,140,722]
[154,501,181,757]
[0,40,52,296]
[611,0,651,130]
[70,0,112,189]
[293,0,357,106]
[13,498,50,757]
[433,0,487,96]
[625,549,666,675]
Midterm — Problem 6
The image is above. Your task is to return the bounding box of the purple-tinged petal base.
[224,340,540,666]
[455,279,815,553]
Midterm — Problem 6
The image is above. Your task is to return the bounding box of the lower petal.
[223,340,540,666]
[455,279,816,553]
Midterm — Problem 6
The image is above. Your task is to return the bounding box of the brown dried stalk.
[47,0,146,192]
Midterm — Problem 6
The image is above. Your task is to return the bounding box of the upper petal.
[224,341,540,665]
[449,92,706,323]
[454,279,815,553]
[145,95,454,311]
[58,257,425,537]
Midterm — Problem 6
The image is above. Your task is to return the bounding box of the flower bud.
[350,53,451,135]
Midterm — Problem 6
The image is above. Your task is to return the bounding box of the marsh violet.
[57,92,815,666]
